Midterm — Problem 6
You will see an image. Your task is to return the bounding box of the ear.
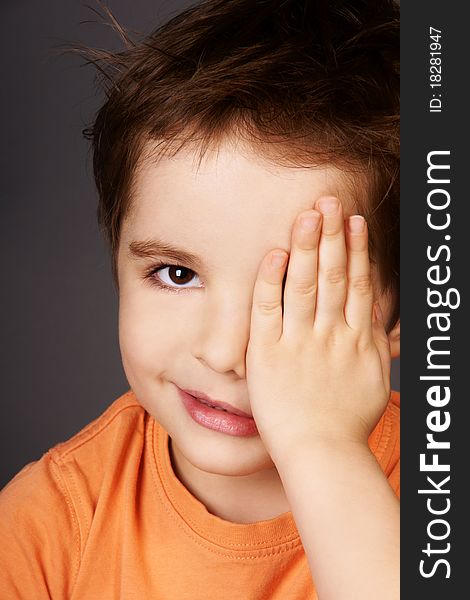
[387,319,400,359]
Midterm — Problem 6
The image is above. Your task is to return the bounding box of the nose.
[193,294,251,379]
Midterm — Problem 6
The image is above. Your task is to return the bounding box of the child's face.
[117,139,394,477]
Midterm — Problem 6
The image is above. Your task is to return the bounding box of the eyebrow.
[127,238,204,270]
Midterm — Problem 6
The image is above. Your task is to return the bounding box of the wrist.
[270,433,373,473]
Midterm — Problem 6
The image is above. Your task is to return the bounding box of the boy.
[0,0,400,598]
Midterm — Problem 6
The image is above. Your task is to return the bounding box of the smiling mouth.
[197,397,228,412]
[177,388,258,437]
[181,388,253,418]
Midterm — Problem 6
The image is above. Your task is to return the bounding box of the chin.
[175,429,275,477]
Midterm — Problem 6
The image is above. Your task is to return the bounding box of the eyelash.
[143,261,203,294]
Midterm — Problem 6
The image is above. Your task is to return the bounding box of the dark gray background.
[0,0,399,489]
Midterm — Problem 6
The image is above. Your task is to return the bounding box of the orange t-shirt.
[0,389,399,599]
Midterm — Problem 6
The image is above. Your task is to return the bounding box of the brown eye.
[167,266,194,285]
[153,265,202,290]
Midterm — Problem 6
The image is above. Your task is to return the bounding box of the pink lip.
[182,389,253,417]
[178,388,258,437]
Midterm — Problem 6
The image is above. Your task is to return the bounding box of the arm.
[277,439,399,599]
[246,196,399,599]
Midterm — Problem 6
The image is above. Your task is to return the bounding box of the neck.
[169,439,290,524]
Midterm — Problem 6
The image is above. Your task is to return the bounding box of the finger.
[314,197,348,328]
[344,215,374,332]
[282,210,322,338]
[372,302,392,393]
[250,250,288,347]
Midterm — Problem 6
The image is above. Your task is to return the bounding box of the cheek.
[118,293,190,374]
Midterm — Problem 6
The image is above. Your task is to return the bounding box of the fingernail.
[348,215,365,233]
[300,213,321,232]
[271,252,287,269]
[317,197,339,215]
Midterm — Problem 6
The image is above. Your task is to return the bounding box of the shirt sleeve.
[0,454,80,599]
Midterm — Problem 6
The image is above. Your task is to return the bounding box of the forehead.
[120,140,358,267]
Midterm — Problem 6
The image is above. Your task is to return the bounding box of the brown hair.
[79,0,399,331]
